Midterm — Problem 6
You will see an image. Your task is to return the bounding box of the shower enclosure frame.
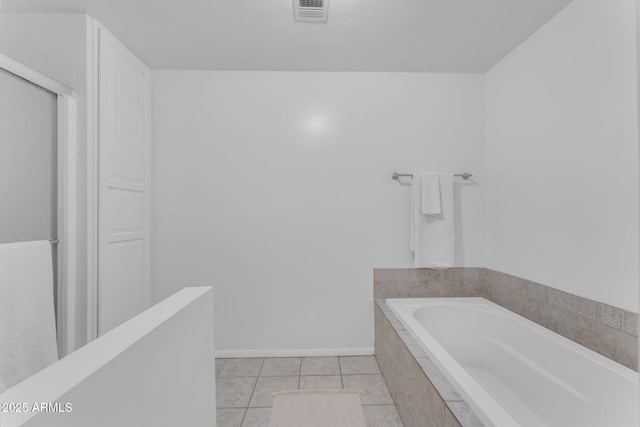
[0,52,78,357]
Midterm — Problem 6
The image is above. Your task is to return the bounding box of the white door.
[97,27,151,335]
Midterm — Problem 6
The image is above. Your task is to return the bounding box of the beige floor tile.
[260,358,301,376]
[242,408,272,427]
[216,358,227,377]
[216,377,258,408]
[216,408,246,427]
[342,375,394,405]
[249,376,299,408]
[299,375,343,390]
[300,356,340,375]
[339,356,381,375]
[219,358,264,377]
[215,356,403,427]
[362,405,404,427]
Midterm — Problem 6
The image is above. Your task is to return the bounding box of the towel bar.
[392,172,472,181]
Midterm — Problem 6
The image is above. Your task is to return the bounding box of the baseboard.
[215,347,375,358]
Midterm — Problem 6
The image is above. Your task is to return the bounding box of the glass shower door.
[0,67,57,244]
[0,67,59,324]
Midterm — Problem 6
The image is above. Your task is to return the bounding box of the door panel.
[97,27,151,335]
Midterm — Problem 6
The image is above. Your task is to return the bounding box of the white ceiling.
[1,0,573,72]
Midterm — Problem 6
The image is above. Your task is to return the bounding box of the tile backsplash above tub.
[373,267,485,299]
[373,268,638,370]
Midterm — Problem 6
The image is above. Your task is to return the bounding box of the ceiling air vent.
[294,0,329,23]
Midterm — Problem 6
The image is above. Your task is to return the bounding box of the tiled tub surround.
[375,300,484,427]
[215,356,405,427]
[374,268,638,370]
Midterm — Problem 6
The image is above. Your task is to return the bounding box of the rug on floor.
[269,389,367,427]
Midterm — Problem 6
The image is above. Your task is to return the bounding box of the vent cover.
[294,0,329,23]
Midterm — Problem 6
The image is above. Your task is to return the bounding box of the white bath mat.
[268,389,367,427]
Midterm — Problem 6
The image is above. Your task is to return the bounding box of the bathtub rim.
[388,297,515,427]
[386,297,639,427]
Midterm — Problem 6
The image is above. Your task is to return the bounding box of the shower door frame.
[0,52,78,357]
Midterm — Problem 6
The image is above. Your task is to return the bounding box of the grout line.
[246,375,260,409]
[256,358,266,377]
[342,373,384,377]
[296,373,341,376]
[215,358,226,378]
[361,403,398,406]
[238,407,248,427]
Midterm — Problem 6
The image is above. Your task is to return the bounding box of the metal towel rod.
[392,172,472,181]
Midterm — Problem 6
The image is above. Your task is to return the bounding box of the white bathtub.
[386,297,638,427]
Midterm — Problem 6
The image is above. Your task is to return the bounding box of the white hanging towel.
[421,173,442,214]
[410,173,455,268]
[0,241,58,392]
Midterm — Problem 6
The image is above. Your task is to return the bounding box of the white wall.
[637,0,640,324]
[0,14,91,345]
[0,287,215,427]
[152,71,485,355]
[485,0,639,311]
